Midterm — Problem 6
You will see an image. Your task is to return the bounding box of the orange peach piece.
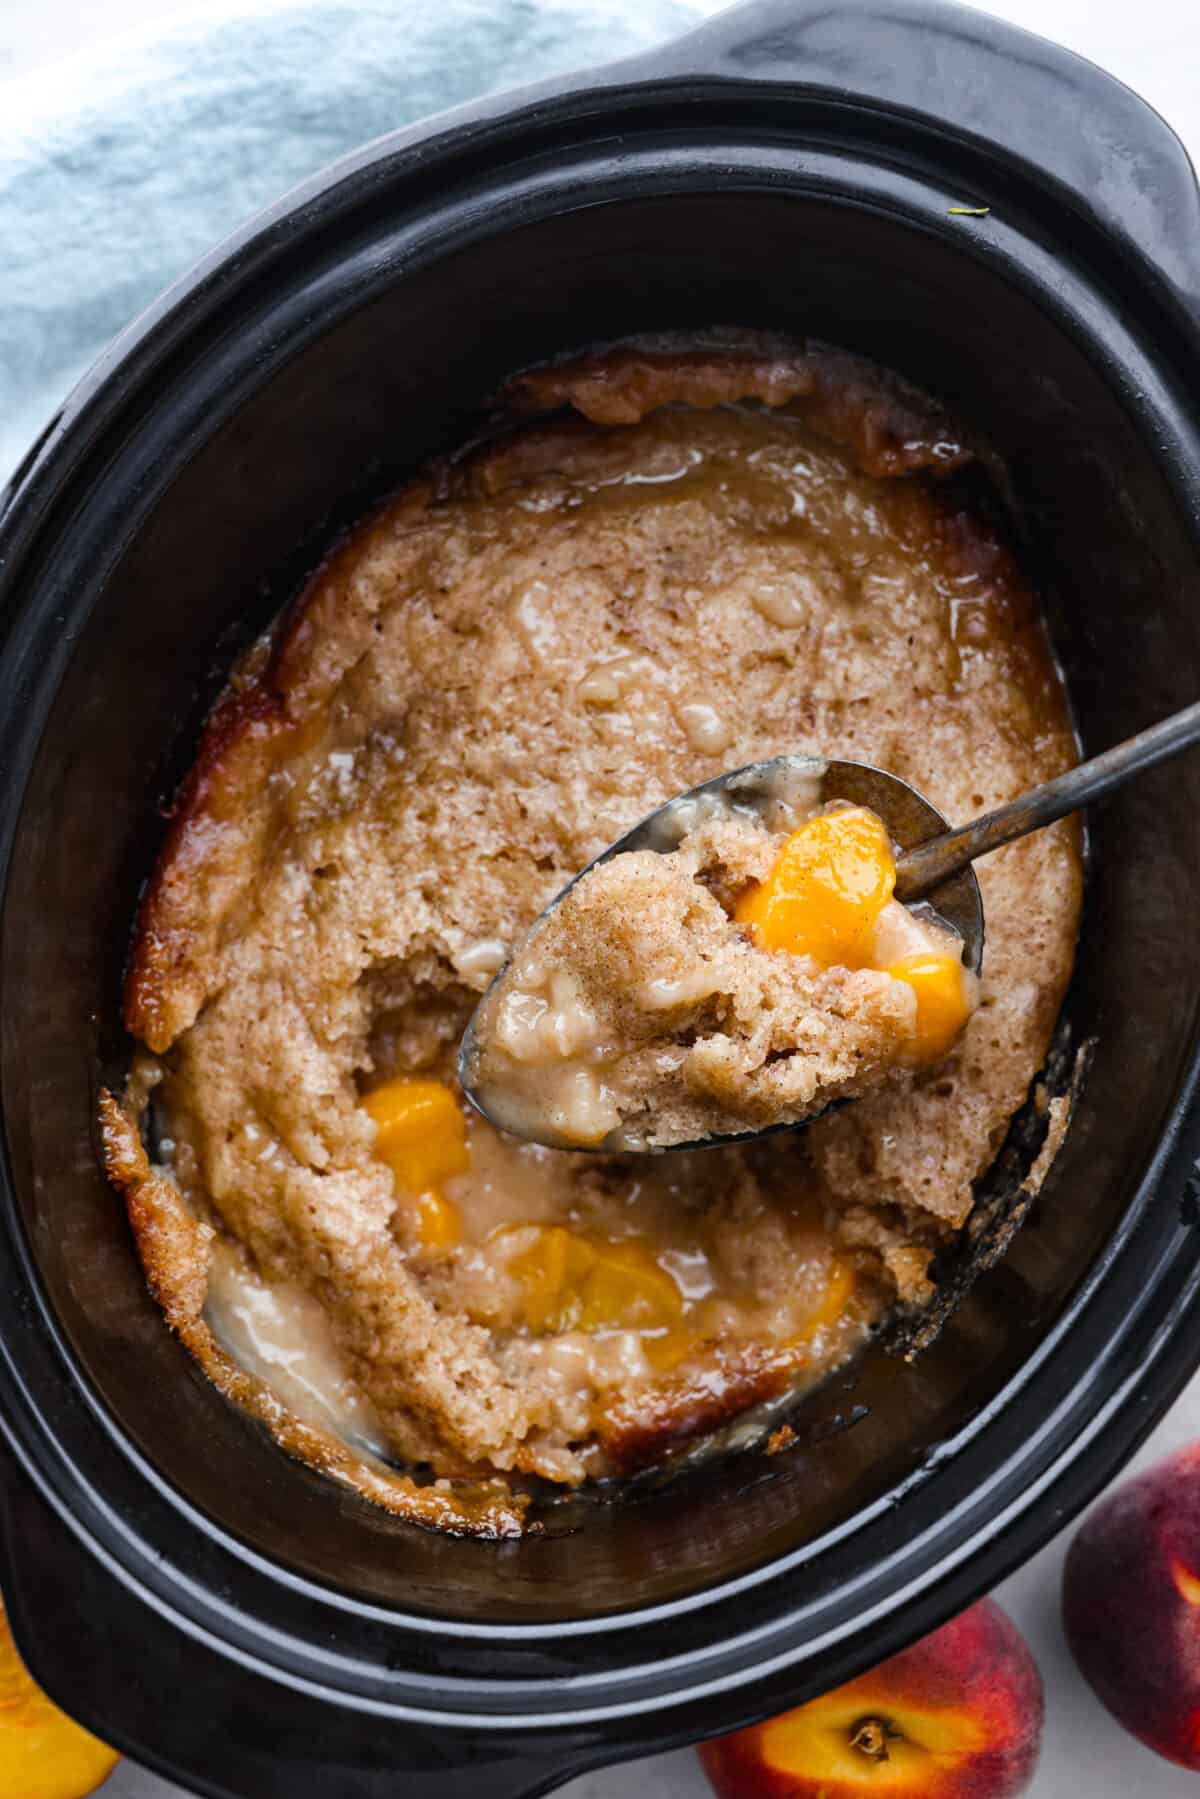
[698,1599,1042,1798]
[735,807,895,968]
[577,1237,685,1332]
[408,1187,462,1255]
[887,952,971,1062]
[362,1076,468,1254]
[362,1076,469,1190]
[504,1226,684,1335]
[0,1602,119,1799]
[1062,1441,1200,1767]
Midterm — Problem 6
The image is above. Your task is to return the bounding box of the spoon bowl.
[458,755,984,1152]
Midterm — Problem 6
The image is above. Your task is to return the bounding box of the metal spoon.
[459,697,1200,1150]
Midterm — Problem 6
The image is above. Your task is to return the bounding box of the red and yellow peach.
[698,1599,1042,1798]
[1063,1441,1200,1767]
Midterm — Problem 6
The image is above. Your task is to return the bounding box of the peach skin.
[0,1600,119,1799]
[1063,1441,1200,1767]
[698,1599,1043,1797]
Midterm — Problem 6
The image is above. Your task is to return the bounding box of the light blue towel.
[0,0,718,481]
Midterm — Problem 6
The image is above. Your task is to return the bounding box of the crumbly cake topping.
[469,805,974,1150]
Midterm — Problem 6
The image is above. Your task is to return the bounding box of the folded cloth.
[0,0,712,480]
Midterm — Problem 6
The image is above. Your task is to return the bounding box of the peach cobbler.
[102,333,1081,1534]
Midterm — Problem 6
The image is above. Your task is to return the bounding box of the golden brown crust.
[99,1087,214,1335]
[125,484,436,1051]
[125,688,289,1051]
[98,1091,529,1536]
[503,334,975,478]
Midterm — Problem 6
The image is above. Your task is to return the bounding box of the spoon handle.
[894,696,1200,902]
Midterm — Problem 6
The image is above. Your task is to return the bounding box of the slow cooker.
[2,0,1200,1791]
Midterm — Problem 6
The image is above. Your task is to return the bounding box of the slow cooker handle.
[634,0,1200,311]
[0,1457,578,1799]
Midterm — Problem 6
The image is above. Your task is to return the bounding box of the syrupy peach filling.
[349,1067,864,1462]
[470,799,975,1151]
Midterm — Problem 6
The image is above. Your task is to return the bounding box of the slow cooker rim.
[2,0,1200,1729]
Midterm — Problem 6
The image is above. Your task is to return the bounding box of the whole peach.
[0,1602,119,1799]
[1063,1441,1200,1766]
[698,1599,1042,1798]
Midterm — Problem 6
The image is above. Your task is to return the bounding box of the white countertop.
[3,1,1199,1793]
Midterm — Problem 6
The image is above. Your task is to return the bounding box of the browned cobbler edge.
[503,336,978,478]
[99,1092,532,1536]
[101,329,1074,1534]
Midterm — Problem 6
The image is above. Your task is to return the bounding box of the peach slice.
[362,1076,468,1253]
[735,807,895,968]
[886,952,971,1062]
[1063,1441,1200,1767]
[699,1599,1042,1797]
[362,1076,469,1189]
[503,1226,685,1335]
[0,1602,119,1799]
